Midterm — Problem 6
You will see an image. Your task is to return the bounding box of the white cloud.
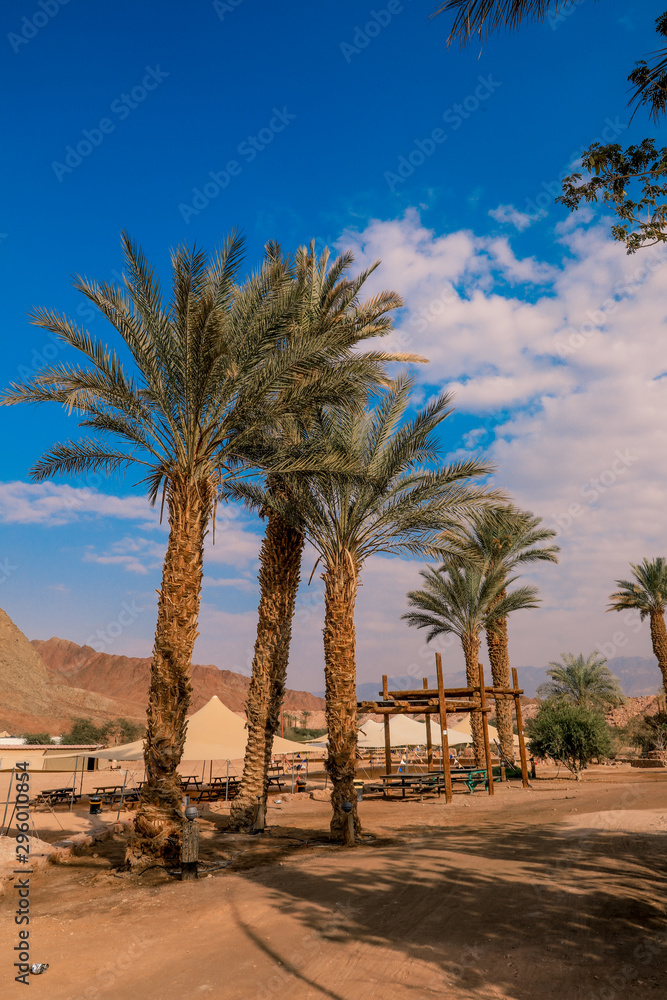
[0,481,155,527]
[488,203,544,231]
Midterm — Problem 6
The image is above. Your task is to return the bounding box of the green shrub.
[60,717,144,745]
[526,701,613,778]
[624,711,667,755]
[22,732,54,745]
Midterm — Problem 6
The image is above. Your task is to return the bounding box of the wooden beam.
[424,678,433,772]
[380,686,522,699]
[382,674,388,699]
[383,714,392,776]
[436,653,453,803]
[478,663,494,797]
[512,667,530,788]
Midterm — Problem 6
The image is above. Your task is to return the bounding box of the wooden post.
[512,667,530,788]
[181,818,199,880]
[383,715,392,775]
[424,678,433,772]
[478,663,494,796]
[382,674,389,699]
[436,653,453,803]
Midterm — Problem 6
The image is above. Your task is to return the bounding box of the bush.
[22,732,54,745]
[526,701,613,778]
[624,711,667,755]
[60,717,144,745]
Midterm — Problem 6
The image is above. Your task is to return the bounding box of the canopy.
[52,696,322,762]
[357,717,472,748]
[454,714,521,748]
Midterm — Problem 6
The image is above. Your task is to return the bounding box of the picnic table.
[32,787,81,808]
[92,785,140,807]
[193,777,241,802]
[374,767,491,798]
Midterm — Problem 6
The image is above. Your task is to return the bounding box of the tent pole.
[70,757,78,812]
[436,653,453,803]
[80,756,85,796]
[116,769,128,821]
[291,754,295,793]
[424,679,433,771]
[512,667,530,787]
[383,715,392,776]
[479,663,495,796]
[225,760,230,801]
[1,766,16,836]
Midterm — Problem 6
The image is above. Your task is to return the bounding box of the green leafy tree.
[526,701,614,779]
[1,232,348,867]
[624,710,667,755]
[240,376,500,842]
[537,652,626,711]
[22,732,54,745]
[404,558,539,764]
[608,558,667,692]
[439,507,558,760]
[60,718,109,744]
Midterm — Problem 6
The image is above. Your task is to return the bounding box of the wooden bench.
[32,788,81,808]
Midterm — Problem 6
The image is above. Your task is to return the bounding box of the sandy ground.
[1,765,666,1000]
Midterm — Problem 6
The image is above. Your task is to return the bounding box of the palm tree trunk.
[486,594,515,762]
[230,507,304,830]
[462,633,485,766]
[649,610,667,692]
[323,557,361,844]
[127,478,212,868]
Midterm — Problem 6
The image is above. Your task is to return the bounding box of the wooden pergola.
[357,653,530,802]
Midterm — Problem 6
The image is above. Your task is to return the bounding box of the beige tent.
[357,717,472,748]
[454,714,521,749]
[53,696,323,763]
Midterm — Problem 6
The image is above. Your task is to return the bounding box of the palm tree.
[229,243,413,830]
[537,652,625,710]
[608,558,667,692]
[0,232,350,866]
[440,508,558,760]
[247,376,501,842]
[404,560,539,764]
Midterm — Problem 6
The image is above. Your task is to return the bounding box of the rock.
[309,789,331,802]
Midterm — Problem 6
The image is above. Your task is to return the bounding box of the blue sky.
[2,0,666,692]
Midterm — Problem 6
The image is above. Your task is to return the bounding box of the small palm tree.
[440,507,558,760]
[0,232,346,866]
[229,242,413,830]
[404,560,539,764]
[537,653,625,710]
[608,558,667,692]
[240,376,500,841]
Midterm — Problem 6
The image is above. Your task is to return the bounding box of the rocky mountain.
[31,636,326,726]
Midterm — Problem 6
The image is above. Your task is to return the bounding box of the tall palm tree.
[0,232,355,866]
[608,558,667,692]
[440,508,558,759]
[403,560,539,764]
[229,243,412,830]
[245,376,502,842]
[537,652,625,710]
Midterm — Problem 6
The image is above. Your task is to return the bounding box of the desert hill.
[0,608,133,734]
[31,637,326,722]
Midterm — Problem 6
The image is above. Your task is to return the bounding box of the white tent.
[357,717,472,748]
[453,714,521,749]
[52,696,323,763]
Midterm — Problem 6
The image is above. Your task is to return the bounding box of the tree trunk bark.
[486,594,515,762]
[127,478,212,868]
[323,558,361,844]
[649,610,667,693]
[462,633,485,766]
[230,507,304,830]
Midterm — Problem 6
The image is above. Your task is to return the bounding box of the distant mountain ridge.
[355,656,662,701]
